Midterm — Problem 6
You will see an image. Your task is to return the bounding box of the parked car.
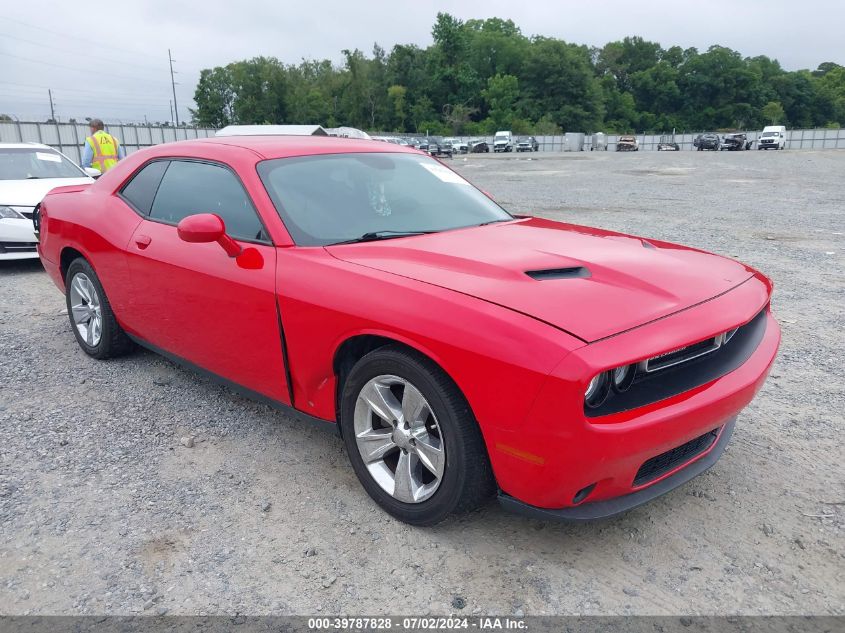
[443,138,468,154]
[1,143,96,260]
[616,135,639,151]
[657,134,679,151]
[38,136,780,526]
[493,130,514,152]
[758,126,786,150]
[425,137,454,158]
[721,133,752,151]
[468,139,490,153]
[516,136,539,152]
[694,134,721,151]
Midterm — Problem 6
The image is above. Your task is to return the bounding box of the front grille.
[633,428,720,487]
[0,241,38,253]
[645,336,720,372]
[586,307,768,417]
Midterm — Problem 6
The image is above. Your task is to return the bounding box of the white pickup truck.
[493,131,514,152]
[757,125,787,150]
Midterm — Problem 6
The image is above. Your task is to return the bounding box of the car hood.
[327,218,755,342]
[0,177,93,207]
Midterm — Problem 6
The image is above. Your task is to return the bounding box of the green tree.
[387,85,407,130]
[191,15,841,135]
[522,38,603,131]
[761,101,786,125]
[227,57,287,124]
[482,73,519,130]
[192,66,234,127]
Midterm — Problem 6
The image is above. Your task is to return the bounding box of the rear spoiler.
[46,184,91,196]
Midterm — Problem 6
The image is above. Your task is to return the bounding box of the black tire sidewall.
[65,259,114,359]
[340,349,476,525]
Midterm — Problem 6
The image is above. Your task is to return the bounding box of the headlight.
[0,206,25,219]
[612,364,636,392]
[584,372,611,408]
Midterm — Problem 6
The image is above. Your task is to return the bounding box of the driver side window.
[149,160,268,242]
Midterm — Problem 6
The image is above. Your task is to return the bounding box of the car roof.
[153,135,420,160]
[0,142,54,150]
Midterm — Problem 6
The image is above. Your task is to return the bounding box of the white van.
[757,126,786,150]
[493,131,514,152]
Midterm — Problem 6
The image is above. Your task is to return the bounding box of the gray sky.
[1,0,840,123]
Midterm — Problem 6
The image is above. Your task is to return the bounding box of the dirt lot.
[1,150,843,616]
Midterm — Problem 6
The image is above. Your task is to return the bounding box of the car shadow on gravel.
[0,259,44,275]
[125,345,687,542]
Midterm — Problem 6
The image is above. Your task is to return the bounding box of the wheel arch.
[331,332,479,435]
[60,246,88,281]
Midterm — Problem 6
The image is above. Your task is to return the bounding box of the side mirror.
[84,167,101,179]
[177,213,242,257]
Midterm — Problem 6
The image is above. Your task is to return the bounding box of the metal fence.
[0,121,218,164]
[4,121,843,161]
[374,128,845,152]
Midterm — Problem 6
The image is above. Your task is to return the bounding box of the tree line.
[191,13,845,135]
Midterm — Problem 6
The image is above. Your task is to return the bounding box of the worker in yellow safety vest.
[82,119,125,173]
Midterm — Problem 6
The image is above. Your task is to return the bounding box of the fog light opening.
[572,482,597,505]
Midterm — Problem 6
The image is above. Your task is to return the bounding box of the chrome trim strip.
[641,333,726,373]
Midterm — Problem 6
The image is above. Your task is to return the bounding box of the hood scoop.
[526,266,591,281]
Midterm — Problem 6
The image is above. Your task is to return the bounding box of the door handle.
[134,234,152,249]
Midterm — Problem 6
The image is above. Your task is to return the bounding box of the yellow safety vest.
[86,130,121,172]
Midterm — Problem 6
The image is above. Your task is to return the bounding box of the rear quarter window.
[120,160,170,215]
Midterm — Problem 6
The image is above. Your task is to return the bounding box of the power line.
[0,51,172,84]
[4,86,177,105]
[0,81,186,102]
[1,15,203,71]
[0,32,174,76]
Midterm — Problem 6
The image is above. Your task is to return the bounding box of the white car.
[443,137,468,154]
[0,143,96,260]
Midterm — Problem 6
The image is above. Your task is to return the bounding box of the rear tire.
[339,346,495,526]
[65,258,134,360]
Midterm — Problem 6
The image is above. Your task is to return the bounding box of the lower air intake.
[633,428,720,487]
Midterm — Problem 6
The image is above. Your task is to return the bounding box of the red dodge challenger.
[36,136,780,525]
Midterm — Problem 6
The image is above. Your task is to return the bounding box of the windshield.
[0,147,84,180]
[762,132,777,137]
[257,152,512,246]
[495,134,508,140]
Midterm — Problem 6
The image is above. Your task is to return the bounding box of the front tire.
[65,258,134,359]
[340,346,495,525]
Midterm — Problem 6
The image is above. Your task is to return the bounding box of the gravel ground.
[1,150,843,616]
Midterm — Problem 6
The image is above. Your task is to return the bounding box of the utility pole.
[169,100,174,127]
[48,89,56,121]
[168,49,179,126]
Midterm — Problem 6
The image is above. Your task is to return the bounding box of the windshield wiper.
[330,230,437,245]
[26,176,41,179]
[477,218,512,226]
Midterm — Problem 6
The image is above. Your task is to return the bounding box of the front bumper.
[499,417,736,520]
[0,218,39,260]
[486,275,779,512]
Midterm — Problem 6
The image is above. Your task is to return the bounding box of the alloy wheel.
[353,375,446,503]
[69,273,102,347]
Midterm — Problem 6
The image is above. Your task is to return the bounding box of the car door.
[123,158,290,404]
